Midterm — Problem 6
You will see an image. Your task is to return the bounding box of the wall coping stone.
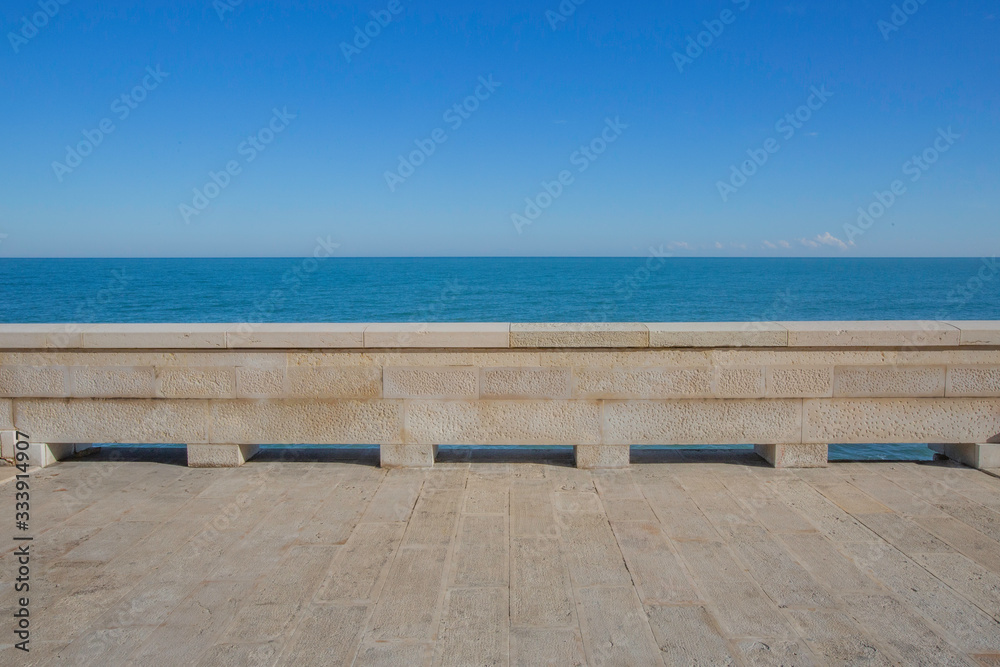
[0,321,997,350]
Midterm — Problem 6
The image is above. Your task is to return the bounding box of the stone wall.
[2,322,998,469]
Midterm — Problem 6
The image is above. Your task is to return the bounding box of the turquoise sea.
[2,257,997,461]
[1,257,997,323]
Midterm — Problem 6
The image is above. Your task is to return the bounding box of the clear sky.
[1,0,997,257]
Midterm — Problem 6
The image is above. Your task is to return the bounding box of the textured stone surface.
[573,367,712,398]
[510,323,648,348]
[186,444,261,468]
[70,366,155,398]
[647,321,787,348]
[210,399,402,444]
[574,445,630,469]
[755,444,828,468]
[767,366,833,397]
[405,400,602,445]
[834,366,946,397]
[947,366,1000,397]
[364,323,510,348]
[156,367,236,399]
[15,398,210,444]
[285,366,381,398]
[716,367,765,397]
[0,365,68,397]
[604,399,802,445]
[481,367,571,398]
[0,429,14,458]
[0,398,13,429]
[383,367,477,398]
[803,398,1000,444]
[235,367,285,398]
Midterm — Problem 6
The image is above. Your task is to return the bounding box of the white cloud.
[714,241,724,249]
[815,231,850,250]
[777,240,791,248]
[799,238,820,248]
[762,240,778,249]
[668,241,692,250]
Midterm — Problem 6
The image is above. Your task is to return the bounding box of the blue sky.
[1,0,997,257]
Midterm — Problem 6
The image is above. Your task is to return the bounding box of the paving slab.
[6,450,1000,665]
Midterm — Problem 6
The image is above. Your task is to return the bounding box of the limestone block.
[0,366,69,397]
[575,445,630,469]
[27,442,79,468]
[0,432,70,466]
[803,398,1000,444]
[81,323,228,349]
[766,367,833,398]
[14,399,210,444]
[380,444,438,468]
[541,349,709,368]
[187,444,261,468]
[210,399,402,444]
[510,323,648,348]
[364,323,509,348]
[236,367,286,398]
[0,324,82,349]
[0,430,15,458]
[781,321,960,347]
[647,322,787,348]
[383,367,477,399]
[715,367,765,397]
[928,443,1000,470]
[285,366,381,398]
[754,444,828,468]
[0,399,13,429]
[946,366,1000,397]
[156,367,236,398]
[833,366,946,397]
[481,368,571,399]
[70,366,156,398]
[603,399,802,445]
[945,321,1000,346]
[573,368,712,399]
[372,351,541,367]
[1,351,284,368]
[404,400,601,445]
[288,351,377,367]
[226,323,364,348]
